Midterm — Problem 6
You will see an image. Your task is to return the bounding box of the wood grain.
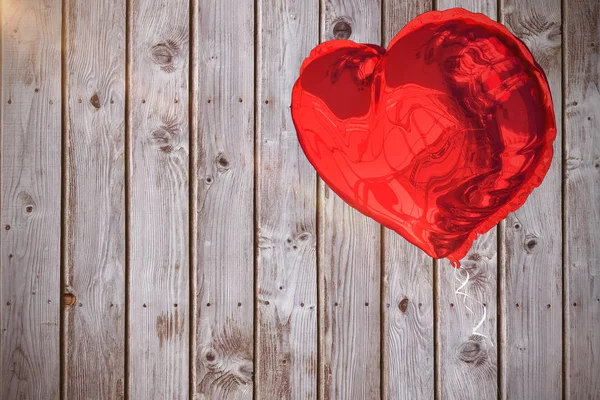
[435,4,499,399]
[0,1,62,399]
[381,1,435,399]
[439,0,497,17]
[319,1,382,399]
[255,0,319,399]
[3,1,600,399]
[63,1,126,398]
[500,1,563,398]
[565,0,600,398]
[192,0,255,398]
[128,1,190,398]
[437,233,499,400]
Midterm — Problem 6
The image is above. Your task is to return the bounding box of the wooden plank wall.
[128,0,190,398]
[564,0,600,398]
[319,2,382,399]
[1,1,599,399]
[382,2,434,400]
[256,0,318,399]
[434,2,499,399]
[193,0,255,398]
[1,1,62,399]
[500,0,563,398]
[64,1,126,398]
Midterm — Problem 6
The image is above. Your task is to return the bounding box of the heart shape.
[291,8,555,266]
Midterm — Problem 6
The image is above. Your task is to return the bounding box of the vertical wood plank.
[255,0,318,399]
[128,0,190,398]
[0,1,62,399]
[500,0,563,398]
[63,1,126,398]
[318,1,382,399]
[192,0,255,398]
[381,1,435,399]
[438,0,497,17]
[434,2,499,399]
[565,0,600,398]
[436,233,499,400]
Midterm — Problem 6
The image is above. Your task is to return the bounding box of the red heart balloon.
[291,8,556,266]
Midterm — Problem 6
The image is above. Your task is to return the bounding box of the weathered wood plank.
[437,233,498,400]
[0,1,62,399]
[382,245,434,400]
[63,1,126,398]
[255,1,319,399]
[439,0,496,17]
[128,1,190,398]
[565,1,600,398]
[192,0,255,398]
[381,1,434,399]
[435,3,499,400]
[500,1,563,398]
[318,1,382,399]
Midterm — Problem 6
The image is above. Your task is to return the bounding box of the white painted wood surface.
[128,0,190,398]
[565,0,600,398]
[193,0,255,398]
[0,1,598,399]
[319,1,382,399]
[63,1,126,398]
[500,1,563,398]
[382,1,435,399]
[255,0,319,399]
[1,1,62,399]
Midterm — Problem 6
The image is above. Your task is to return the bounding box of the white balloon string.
[453,266,492,345]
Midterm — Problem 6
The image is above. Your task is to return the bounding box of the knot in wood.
[288,232,314,251]
[18,191,34,210]
[150,124,179,153]
[150,41,179,73]
[215,153,230,171]
[90,93,101,109]
[399,297,409,313]
[524,234,539,253]
[332,20,352,40]
[204,349,217,363]
[297,232,312,242]
[237,361,253,382]
[63,292,76,307]
[458,338,487,365]
[468,253,482,261]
